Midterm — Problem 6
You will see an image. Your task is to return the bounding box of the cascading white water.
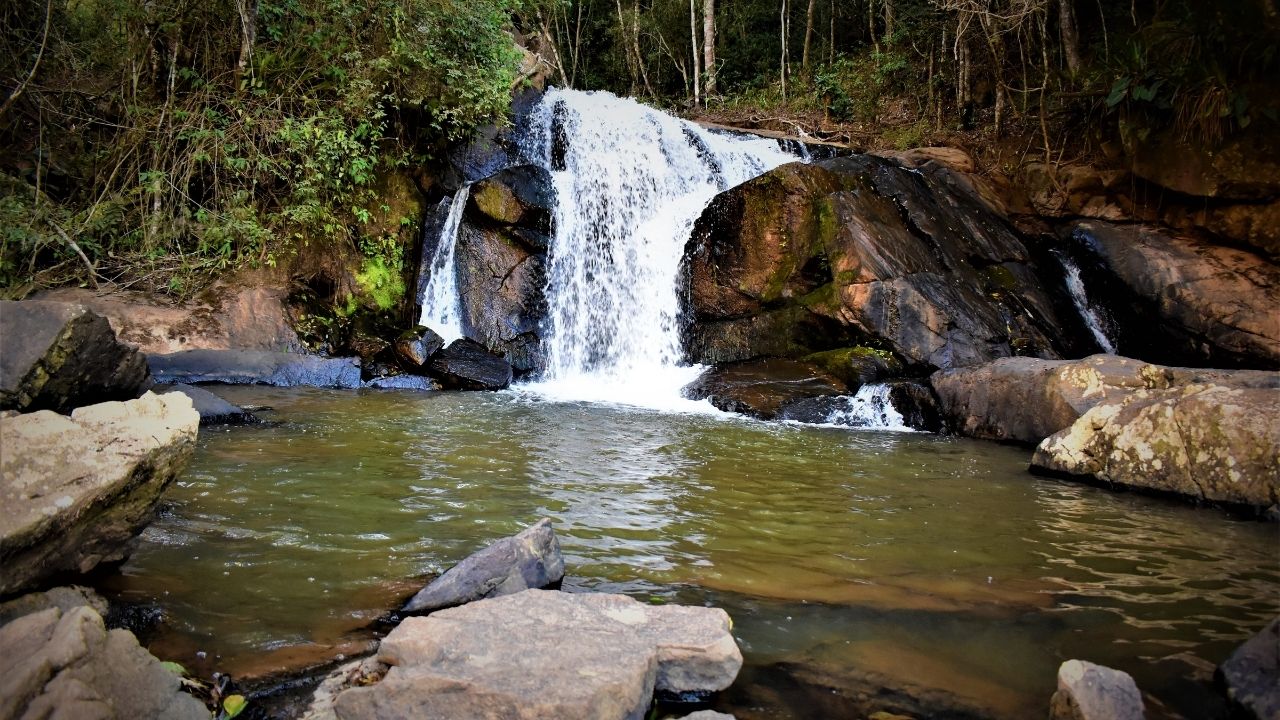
[417,185,471,343]
[521,89,800,410]
[1059,255,1116,353]
[820,385,911,430]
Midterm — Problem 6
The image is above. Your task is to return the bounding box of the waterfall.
[417,185,471,343]
[520,89,800,410]
[1057,253,1117,354]
[819,385,910,430]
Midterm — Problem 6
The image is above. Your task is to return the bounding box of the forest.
[0,0,1275,300]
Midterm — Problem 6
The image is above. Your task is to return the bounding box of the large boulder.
[1048,660,1144,720]
[930,354,1279,445]
[1127,126,1280,201]
[468,164,554,232]
[1068,220,1280,369]
[683,156,1085,371]
[427,339,514,390]
[1216,617,1280,720]
[148,349,362,388]
[0,392,200,596]
[393,327,445,373]
[331,590,742,720]
[402,518,565,614]
[1030,384,1280,510]
[682,359,847,419]
[0,301,150,413]
[454,221,547,372]
[0,594,210,719]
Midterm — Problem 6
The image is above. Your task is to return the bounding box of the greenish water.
[108,386,1279,719]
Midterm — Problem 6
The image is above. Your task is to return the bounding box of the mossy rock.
[804,346,902,387]
[471,180,524,225]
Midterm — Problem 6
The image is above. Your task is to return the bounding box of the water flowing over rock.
[418,186,472,343]
[402,518,564,614]
[332,590,742,720]
[1048,660,1144,720]
[426,339,513,390]
[1216,617,1280,720]
[0,392,199,597]
[519,89,799,407]
[0,599,211,720]
[930,354,1279,445]
[683,155,1084,372]
[0,301,151,413]
[1068,220,1280,369]
[682,359,848,419]
[148,349,362,388]
[1030,384,1280,510]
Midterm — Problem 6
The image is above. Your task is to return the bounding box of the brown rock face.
[682,358,848,419]
[1128,127,1280,201]
[1069,220,1280,369]
[683,156,1082,371]
[1030,384,1280,510]
[0,392,200,596]
[330,590,742,720]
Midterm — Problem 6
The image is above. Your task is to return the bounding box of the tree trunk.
[615,0,639,93]
[634,2,655,97]
[690,0,701,106]
[1058,0,1081,74]
[234,0,257,84]
[883,0,894,45]
[780,0,789,100]
[703,0,717,95]
[802,0,817,68]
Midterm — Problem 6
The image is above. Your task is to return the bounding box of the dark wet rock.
[0,300,151,413]
[886,381,943,432]
[1031,384,1280,510]
[469,164,555,233]
[1048,660,1144,720]
[931,354,1279,446]
[0,392,200,597]
[683,359,848,420]
[427,339,514,391]
[393,327,444,372]
[0,597,210,719]
[1216,617,1280,720]
[454,221,547,372]
[777,395,857,424]
[362,375,437,391]
[1068,220,1280,369]
[155,383,257,425]
[682,156,1083,371]
[333,590,741,720]
[148,349,362,388]
[775,381,939,431]
[402,518,564,614]
[803,346,902,388]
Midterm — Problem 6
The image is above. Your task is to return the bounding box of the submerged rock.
[426,339,513,390]
[156,383,257,425]
[0,392,199,596]
[333,590,742,720]
[149,349,362,388]
[1048,660,1144,720]
[1216,617,1280,720]
[402,518,564,613]
[362,375,437,391]
[683,359,847,419]
[1031,384,1280,510]
[0,300,150,413]
[0,593,210,719]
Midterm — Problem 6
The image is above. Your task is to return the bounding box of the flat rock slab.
[156,384,258,425]
[0,300,150,413]
[149,349,362,388]
[0,392,199,596]
[1031,384,1280,509]
[403,518,564,613]
[333,590,742,720]
[1049,660,1144,720]
[1217,617,1279,720]
[0,593,209,719]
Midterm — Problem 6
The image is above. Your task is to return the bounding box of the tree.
[703,0,717,95]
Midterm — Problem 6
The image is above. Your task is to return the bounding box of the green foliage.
[355,254,406,311]
[219,695,248,720]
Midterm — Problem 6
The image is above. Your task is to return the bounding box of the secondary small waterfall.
[1057,253,1117,354]
[819,385,910,430]
[417,185,471,343]
[521,89,799,409]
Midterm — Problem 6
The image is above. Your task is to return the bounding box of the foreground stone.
[332,590,741,720]
[1048,660,1144,720]
[156,384,258,425]
[427,339,513,390]
[393,327,445,372]
[0,590,210,720]
[1031,384,1280,510]
[402,518,565,613]
[0,301,150,413]
[682,359,847,419]
[931,354,1278,445]
[1216,617,1280,720]
[149,349,362,388]
[0,392,200,596]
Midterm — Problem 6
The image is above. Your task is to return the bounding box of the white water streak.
[821,385,911,430]
[417,185,471,343]
[1060,255,1116,353]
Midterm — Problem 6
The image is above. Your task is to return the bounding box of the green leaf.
[221,695,248,719]
[1106,78,1130,108]
[159,661,187,677]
